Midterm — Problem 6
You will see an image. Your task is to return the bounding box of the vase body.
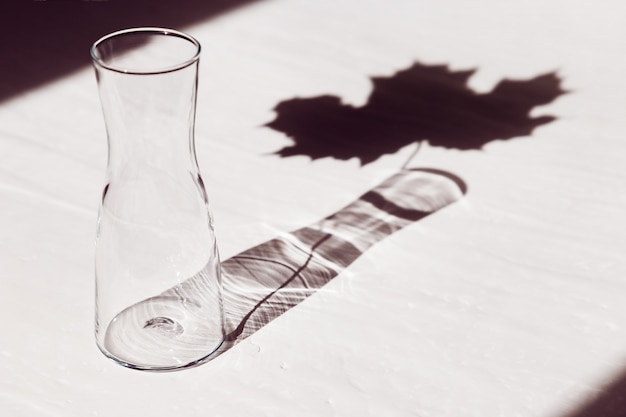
[91,28,224,371]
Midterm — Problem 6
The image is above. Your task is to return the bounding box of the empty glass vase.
[91,27,224,371]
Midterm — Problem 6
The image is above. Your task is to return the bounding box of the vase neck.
[95,62,199,175]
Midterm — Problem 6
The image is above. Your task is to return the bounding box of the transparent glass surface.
[91,28,224,371]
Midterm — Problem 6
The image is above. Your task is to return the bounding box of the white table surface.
[2,0,626,416]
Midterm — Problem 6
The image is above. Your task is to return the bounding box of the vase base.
[100,294,224,372]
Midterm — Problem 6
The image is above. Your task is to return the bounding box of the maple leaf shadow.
[266,62,567,165]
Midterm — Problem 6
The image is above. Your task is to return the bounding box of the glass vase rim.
[90,27,201,75]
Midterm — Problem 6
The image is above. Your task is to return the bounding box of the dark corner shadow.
[561,367,626,417]
[0,0,261,104]
[207,168,466,354]
[265,62,567,165]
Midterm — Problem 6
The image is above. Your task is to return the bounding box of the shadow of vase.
[109,168,466,368]
[214,168,467,354]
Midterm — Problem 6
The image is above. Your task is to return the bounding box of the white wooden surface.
[1,0,625,416]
